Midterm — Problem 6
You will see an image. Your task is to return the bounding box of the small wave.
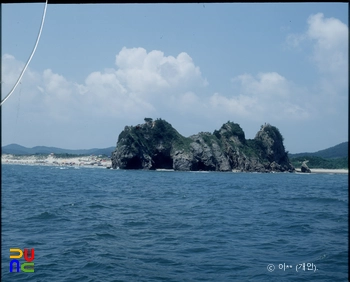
[142,257,178,265]
[2,165,347,281]
[62,246,90,256]
[183,247,210,253]
[24,240,46,246]
[95,232,117,239]
[282,196,347,205]
[92,222,114,230]
[207,197,217,204]
[27,211,57,220]
[88,204,107,209]
[163,191,178,196]
[166,222,193,229]
[286,223,313,232]
[123,220,148,227]
[315,253,327,261]
[82,261,114,272]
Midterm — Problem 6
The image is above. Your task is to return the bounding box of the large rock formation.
[111,118,295,172]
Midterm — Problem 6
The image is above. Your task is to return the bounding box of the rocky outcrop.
[111,118,295,172]
[301,160,311,173]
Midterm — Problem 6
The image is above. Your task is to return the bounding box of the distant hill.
[2,144,115,157]
[288,141,348,169]
[289,141,348,159]
[290,156,348,169]
[2,141,348,165]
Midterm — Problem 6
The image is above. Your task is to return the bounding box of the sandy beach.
[295,168,348,174]
[1,154,112,168]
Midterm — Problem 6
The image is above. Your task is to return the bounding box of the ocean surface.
[1,164,348,281]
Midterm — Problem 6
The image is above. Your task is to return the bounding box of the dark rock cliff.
[111,118,295,172]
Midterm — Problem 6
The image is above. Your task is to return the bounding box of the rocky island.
[111,118,295,173]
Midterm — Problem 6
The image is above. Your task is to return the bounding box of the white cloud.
[1,49,313,149]
[209,92,260,119]
[307,13,347,50]
[211,72,312,121]
[2,47,208,119]
[115,47,208,94]
[1,48,210,147]
[1,54,40,97]
[286,13,348,79]
[283,13,348,122]
[307,13,348,75]
[211,13,348,135]
[232,72,290,99]
[2,26,346,150]
[285,33,306,50]
[43,69,73,100]
[2,54,22,88]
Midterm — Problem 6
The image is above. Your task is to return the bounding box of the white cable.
[1,0,48,106]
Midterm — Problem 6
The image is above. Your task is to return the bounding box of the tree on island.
[144,118,153,123]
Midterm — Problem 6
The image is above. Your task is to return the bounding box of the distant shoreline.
[2,154,348,174]
[295,168,348,174]
[1,154,112,168]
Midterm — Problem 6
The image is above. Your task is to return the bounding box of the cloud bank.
[287,13,348,82]
[1,13,348,150]
[2,48,312,126]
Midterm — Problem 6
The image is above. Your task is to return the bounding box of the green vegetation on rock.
[112,118,295,172]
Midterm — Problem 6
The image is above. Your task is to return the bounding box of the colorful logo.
[9,248,35,273]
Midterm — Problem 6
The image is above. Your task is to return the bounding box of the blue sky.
[1,3,348,153]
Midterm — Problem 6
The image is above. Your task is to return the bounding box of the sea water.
[1,164,348,281]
